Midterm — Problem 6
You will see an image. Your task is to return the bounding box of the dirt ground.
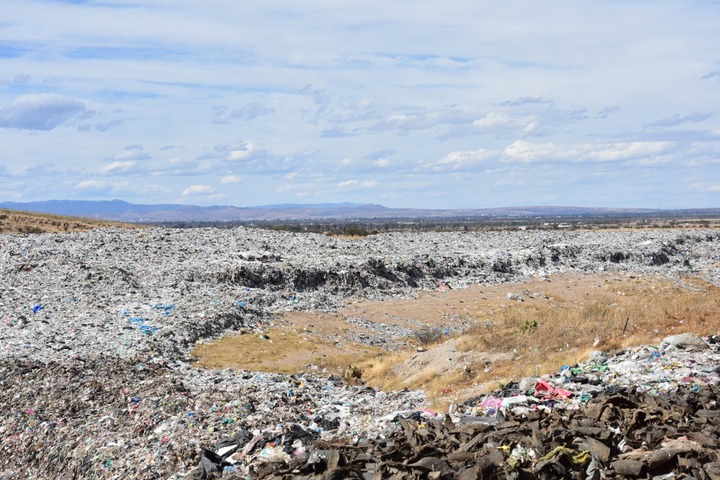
[192,270,720,399]
[318,272,626,335]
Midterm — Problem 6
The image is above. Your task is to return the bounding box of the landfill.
[0,227,719,479]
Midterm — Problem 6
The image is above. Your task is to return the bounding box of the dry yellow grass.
[357,274,720,406]
[192,327,385,376]
[0,208,139,233]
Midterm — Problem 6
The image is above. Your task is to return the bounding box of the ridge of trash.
[1,227,719,479]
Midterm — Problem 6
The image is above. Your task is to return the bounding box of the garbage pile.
[252,385,720,479]
[0,356,424,479]
[195,334,720,479]
[1,227,720,479]
[1,227,718,364]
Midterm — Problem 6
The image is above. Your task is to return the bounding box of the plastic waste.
[661,333,707,350]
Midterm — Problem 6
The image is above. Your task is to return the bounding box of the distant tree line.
[147,211,719,233]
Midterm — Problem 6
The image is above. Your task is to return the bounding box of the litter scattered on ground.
[196,335,720,479]
[0,227,719,478]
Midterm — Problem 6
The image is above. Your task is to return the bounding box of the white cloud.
[220,175,241,184]
[181,184,215,196]
[226,142,256,161]
[501,140,677,164]
[102,161,136,174]
[113,145,149,161]
[501,141,565,164]
[472,112,537,131]
[0,94,86,131]
[180,185,226,203]
[73,179,137,198]
[426,149,496,171]
[370,106,477,133]
[336,179,377,190]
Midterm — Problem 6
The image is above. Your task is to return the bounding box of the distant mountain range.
[0,199,716,223]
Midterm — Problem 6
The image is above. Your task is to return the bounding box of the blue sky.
[0,0,719,209]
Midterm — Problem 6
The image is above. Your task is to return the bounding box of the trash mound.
[251,386,720,479]
[1,227,718,364]
[210,230,720,298]
[184,335,720,479]
[0,356,424,479]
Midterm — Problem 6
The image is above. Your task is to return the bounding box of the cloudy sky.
[1,0,719,209]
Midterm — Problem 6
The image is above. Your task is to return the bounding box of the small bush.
[414,327,444,345]
[517,319,538,335]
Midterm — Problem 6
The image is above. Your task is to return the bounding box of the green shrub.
[517,319,539,334]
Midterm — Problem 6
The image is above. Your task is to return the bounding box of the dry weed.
[358,275,720,404]
[0,208,138,234]
[192,328,384,375]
